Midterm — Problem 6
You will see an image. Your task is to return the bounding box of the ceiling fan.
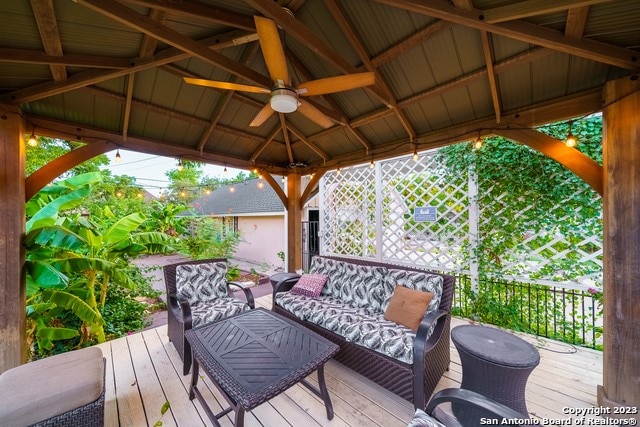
[183,15,375,128]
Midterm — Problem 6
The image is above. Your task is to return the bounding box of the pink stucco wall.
[235,215,285,268]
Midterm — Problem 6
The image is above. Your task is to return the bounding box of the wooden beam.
[2,30,258,104]
[286,124,329,161]
[371,0,640,71]
[300,170,324,210]
[121,0,256,31]
[493,128,602,195]
[138,9,165,58]
[279,114,294,164]
[598,75,640,412]
[250,126,281,162]
[285,174,303,271]
[370,20,450,68]
[263,172,288,208]
[0,48,130,69]
[324,0,416,141]
[122,74,135,141]
[482,0,611,24]
[25,140,114,201]
[0,105,26,372]
[30,0,67,81]
[564,7,589,39]
[480,32,502,123]
[75,0,272,87]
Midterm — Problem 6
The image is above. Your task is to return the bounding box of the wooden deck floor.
[96,295,603,426]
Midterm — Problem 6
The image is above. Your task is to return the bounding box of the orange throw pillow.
[384,286,434,332]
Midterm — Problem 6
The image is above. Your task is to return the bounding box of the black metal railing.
[451,273,603,350]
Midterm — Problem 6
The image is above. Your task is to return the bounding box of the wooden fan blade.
[250,103,275,127]
[183,77,269,94]
[296,72,375,96]
[254,16,289,84]
[297,100,334,128]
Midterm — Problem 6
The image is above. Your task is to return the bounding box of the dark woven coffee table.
[184,308,340,427]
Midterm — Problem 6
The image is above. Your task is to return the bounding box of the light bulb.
[565,133,578,148]
[473,138,483,150]
[177,159,183,171]
[27,132,38,147]
[370,160,374,169]
[230,185,235,192]
[337,167,341,175]
[257,181,264,189]
[205,189,211,195]
[115,148,121,163]
[413,150,419,161]
[223,166,228,176]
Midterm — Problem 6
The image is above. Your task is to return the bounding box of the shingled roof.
[191,178,285,216]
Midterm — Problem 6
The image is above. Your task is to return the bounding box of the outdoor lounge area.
[97,294,603,426]
[1,0,639,424]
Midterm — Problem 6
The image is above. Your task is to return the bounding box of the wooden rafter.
[279,114,294,164]
[197,44,260,152]
[371,0,640,71]
[324,0,416,141]
[250,125,281,162]
[0,48,131,68]
[482,0,611,24]
[369,20,450,68]
[565,7,589,39]
[122,74,135,141]
[30,0,66,81]
[73,1,272,86]
[121,0,255,31]
[286,124,329,161]
[2,30,258,104]
[480,32,501,123]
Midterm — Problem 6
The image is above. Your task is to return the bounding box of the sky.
[102,149,244,196]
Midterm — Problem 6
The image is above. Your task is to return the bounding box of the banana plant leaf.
[51,257,136,290]
[27,186,92,233]
[103,213,147,246]
[43,290,104,326]
[26,260,69,288]
[26,302,56,316]
[36,327,80,340]
[24,225,87,252]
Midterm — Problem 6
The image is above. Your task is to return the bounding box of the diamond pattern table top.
[185,308,339,409]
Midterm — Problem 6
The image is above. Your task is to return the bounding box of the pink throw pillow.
[290,274,328,298]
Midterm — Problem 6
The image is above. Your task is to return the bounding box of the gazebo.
[0,0,638,412]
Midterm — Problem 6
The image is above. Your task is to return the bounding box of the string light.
[257,180,264,189]
[336,167,341,175]
[229,185,235,193]
[281,176,286,183]
[223,165,228,176]
[252,167,258,174]
[115,190,123,198]
[205,189,211,195]
[137,192,143,198]
[370,159,374,169]
[473,136,483,150]
[115,148,122,163]
[177,159,183,171]
[412,148,419,161]
[565,121,578,148]
[27,130,38,147]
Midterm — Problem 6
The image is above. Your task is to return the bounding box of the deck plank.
[100,295,603,426]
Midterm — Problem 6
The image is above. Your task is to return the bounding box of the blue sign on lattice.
[414,206,437,222]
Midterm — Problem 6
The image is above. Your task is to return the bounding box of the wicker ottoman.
[0,346,105,427]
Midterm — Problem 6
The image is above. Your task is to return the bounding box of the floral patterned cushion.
[176,262,228,305]
[190,298,251,328]
[309,257,346,297]
[340,263,390,312]
[276,292,435,364]
[384,269,443,314]
[291,274,328,297]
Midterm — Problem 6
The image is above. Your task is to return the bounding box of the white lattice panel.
[319,151,603,289]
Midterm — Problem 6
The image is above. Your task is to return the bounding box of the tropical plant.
[25,173,175,356]
[179,217,241,260]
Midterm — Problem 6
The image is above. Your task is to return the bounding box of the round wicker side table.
[451,325,540,422]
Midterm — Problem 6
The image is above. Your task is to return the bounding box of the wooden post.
[286,173,302,272]
[0,105,26,373]
[598,75,640,413]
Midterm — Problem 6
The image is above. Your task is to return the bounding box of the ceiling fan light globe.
[270,93,298,113]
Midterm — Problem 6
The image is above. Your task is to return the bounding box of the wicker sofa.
[271,255,455,409]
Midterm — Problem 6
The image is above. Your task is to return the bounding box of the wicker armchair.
[163,258,255,375]
[408,388,525,426]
